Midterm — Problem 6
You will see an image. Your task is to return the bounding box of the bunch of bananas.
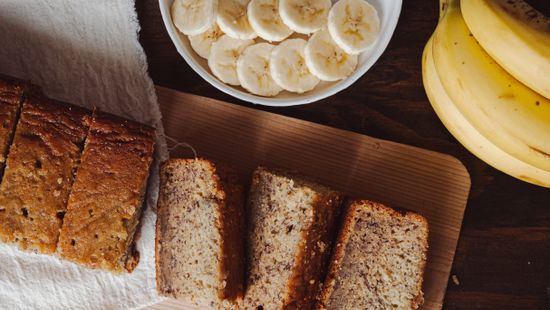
[422,0,550,187]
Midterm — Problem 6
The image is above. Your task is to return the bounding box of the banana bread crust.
[0,75,33,172]
[58,112,155,272]
[316,201,362,309]
[0,95,90,253]
[215,163,247,302]
[284,190,343,308]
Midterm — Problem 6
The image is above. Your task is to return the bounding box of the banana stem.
[439,0,458,20]
[439,0,447,19]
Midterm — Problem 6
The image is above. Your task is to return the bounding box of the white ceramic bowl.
[159,0,402,106]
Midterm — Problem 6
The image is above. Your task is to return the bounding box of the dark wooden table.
[137,1,550,309]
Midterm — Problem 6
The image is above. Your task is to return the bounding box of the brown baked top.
[0,96,90,253]
[0,75,28,105]
[0,75,29,166]
[58,112,155,272]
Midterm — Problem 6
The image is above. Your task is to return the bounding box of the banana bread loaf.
[316,200,429,310]
[0,95,89,253]
[156,159,246,308]
[58,112,155,272]
[243,167,343,309]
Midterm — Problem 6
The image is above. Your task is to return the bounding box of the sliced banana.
[328,0,380,55]
[217,0,257,40]
[171,0,219,36]
[248,0,293,42]
[208,35,255,86]
[237,43,283,96]
[304,29,358,81]
[270,39,319,93]
[279,0,331,34]
[189,24,224,59]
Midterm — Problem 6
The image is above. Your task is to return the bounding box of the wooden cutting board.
[148,86,471,310]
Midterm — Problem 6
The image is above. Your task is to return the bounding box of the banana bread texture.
[156,159,246,308]
[0,96,89,253]
[0,75,34,176]
[58,112,155,272]
[316,200,429,310]
[243,167,343,309]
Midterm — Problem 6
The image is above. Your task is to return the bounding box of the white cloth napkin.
[0,0,167,309]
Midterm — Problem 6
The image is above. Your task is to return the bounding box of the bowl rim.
[158,0,403,107]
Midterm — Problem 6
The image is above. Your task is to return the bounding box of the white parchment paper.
[0,0,167,309]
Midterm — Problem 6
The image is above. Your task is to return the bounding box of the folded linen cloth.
[0,1,167,309]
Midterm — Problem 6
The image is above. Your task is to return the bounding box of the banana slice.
[237,43,283,97]
[188,24,224,59]
[270,39,319,93]
[171,0,218,36]
[248,0,293,42]
[279,0,332,34]
[208,35,255,86]
[328,0,380,55]
[217,0,257,40]
[304,29,358,81]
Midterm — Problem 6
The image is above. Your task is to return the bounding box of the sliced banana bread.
[243,167,343,309]
[316,200,429,310]
[58,112,155,272]
[156,159,246,308]
[0,96,90,253]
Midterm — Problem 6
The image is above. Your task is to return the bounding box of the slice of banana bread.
[58,112,155,272]
[156,159,246,308]
[0,96,90,253]
[243,167,343,309]
[0,75,34,176]
[316,200,429,310]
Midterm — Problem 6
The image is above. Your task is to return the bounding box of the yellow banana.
[423,37,550,187]
[461,0,550,100]
[431,0,550,172]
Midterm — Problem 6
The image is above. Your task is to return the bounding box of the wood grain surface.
[136,1,550,309]
[150,87,471,309]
